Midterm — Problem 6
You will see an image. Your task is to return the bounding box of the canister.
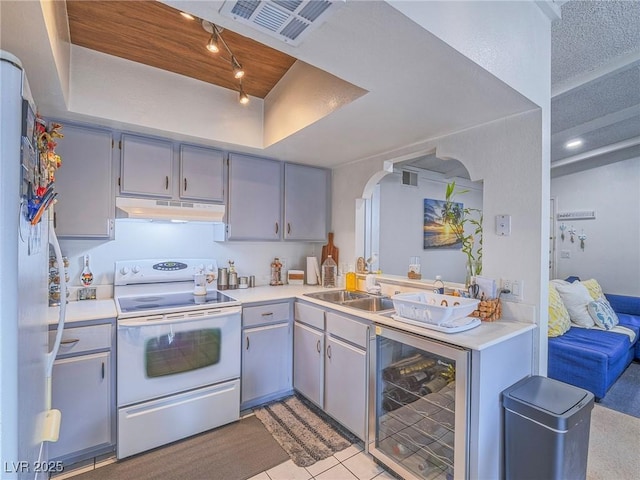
[228,271,238,289]
[239,276,248,289]
[217,268,228,290]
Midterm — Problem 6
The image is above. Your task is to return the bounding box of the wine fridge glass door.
[369,326,470,480]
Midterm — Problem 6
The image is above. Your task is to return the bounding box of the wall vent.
[219,0,345,46]
[402,170,418,187]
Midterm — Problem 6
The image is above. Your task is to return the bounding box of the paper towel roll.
[306,257,320,285]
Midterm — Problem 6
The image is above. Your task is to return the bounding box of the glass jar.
[345,264,357,291]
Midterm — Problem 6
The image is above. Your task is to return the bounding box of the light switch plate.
[496,215,511,236]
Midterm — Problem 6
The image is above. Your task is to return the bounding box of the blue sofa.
[548,293,640,400]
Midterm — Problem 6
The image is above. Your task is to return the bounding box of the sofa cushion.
[548,326,634,399]
[553,280,595,327]
[587,298,619,330]
[548,283,571,337]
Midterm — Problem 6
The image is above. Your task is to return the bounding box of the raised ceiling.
[66,0,297,98]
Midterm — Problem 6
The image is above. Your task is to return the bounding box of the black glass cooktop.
[118,291,237,313]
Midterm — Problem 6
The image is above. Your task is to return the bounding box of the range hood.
[115,197,225,223]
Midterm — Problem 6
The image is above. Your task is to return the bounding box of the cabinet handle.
[327,344,332,359]
[184,178,188,191]
[261,312,273,317]
[60,338,80,346]
[275,222,279,234]
[101,362,105,380]
[287,223,291,234]
[246,336,250,350]
[165,176,169,190]
[316,339,321,353]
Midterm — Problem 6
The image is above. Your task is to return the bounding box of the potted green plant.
[441,181,483,286]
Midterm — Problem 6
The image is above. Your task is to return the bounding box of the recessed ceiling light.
[565,139,583,149]
[180,12,195,20]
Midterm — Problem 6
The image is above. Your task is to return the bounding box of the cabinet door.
[53,124,113,238]
[284,163,329,241]
[293,322,324,408]
[228,154,282,240]
[50,352,112,460]
[180,145,224,202]
[241,323,291,406]
[120,134,173,197]
[325,336,367,440]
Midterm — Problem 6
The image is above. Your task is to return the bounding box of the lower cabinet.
[293,302,370,440]
[49,321,115,464]
[241,301,293,409]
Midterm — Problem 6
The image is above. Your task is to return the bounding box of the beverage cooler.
[368,325,470,480]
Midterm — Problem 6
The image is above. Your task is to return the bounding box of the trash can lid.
[508,376,589,415]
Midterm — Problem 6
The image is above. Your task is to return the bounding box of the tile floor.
[248,444,397,480]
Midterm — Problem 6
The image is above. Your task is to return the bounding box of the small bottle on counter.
[345,264,357,292]
[81,254,93,286]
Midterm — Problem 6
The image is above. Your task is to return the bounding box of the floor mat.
[69,415,288,480]
[254,395,359,467]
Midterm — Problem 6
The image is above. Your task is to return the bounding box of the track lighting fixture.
[206,31,220,53]
[238,82,249,105]
[197,19,249,105]
[231,56,245,79]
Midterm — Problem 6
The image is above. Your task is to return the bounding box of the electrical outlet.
[501,278,523,301]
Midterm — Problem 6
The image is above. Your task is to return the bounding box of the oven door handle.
[118,306,241,328]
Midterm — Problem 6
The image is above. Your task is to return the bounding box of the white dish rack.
[391,292,481,333]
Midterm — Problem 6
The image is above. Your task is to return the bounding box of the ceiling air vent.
[219,0,345,46]
[402,170,418,187]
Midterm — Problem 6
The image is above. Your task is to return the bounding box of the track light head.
[238,84,249,105]
[206,33,220,53]
[232,56,245,79]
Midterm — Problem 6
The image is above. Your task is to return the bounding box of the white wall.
[551,156,640,295]
[376,171,483,282]
[59,220,320,288]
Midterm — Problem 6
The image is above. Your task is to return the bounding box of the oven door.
[117,306,241,407]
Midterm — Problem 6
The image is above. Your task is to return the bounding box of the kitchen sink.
[304,290,395,313]
[342,296,395,312]
[305,290,370,303]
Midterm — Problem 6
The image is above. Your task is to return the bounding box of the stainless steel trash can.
[502,375,594,480]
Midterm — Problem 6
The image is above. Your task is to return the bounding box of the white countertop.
[48,299,117,325]
[49,285,536,351]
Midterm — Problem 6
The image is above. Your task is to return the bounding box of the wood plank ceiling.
[66,0,297,98]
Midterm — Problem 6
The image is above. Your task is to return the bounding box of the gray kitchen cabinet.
[52,123,114,238]
[120,134,173,198]
[293,321,324,407]
[284,163,330,241]
[49,321,115,465]
[241,301,292,409]
[227,153,282,240]
[293,302,370,440]
[179,145,224,202]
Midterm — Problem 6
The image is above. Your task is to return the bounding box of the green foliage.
[442,181,483,276]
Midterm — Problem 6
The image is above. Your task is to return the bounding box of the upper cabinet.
[120,134,173,198]
[53,123,114,238]
[227,154,282,241]
[180,145,224,202]
[228,155,331,241]
[284,163,330,241]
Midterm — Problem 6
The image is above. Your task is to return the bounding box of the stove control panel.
[114,259,218,285]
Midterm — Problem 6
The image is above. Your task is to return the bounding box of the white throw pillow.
[553,281,595,327]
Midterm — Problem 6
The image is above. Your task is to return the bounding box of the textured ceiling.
[551,1,640,85]
[550,0,640,173]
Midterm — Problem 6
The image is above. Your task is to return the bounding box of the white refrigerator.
[1,50,66,479]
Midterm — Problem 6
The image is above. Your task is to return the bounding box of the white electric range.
[113,259,241,459]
